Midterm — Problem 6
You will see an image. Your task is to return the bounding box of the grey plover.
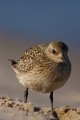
[9,41,71,115]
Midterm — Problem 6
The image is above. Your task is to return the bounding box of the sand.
[0,96,80,120]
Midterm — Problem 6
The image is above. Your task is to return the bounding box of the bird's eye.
[52,49,57,55]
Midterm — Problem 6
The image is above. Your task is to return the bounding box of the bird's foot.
[51,110,59,120]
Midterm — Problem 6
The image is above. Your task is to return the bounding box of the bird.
[9,41,71,116]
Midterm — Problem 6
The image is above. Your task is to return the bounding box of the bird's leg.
[24,88,28,103]
[50,92,59,119]
[50,91,53,115]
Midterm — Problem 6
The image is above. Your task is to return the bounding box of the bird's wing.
[13,45,46,73]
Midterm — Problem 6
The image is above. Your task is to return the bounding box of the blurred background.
[0,1,80,108]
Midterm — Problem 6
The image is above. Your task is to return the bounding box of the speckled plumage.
[11,41,71,92]
[10,41,71,116]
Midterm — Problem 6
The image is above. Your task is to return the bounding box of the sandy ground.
[0,96,80,120]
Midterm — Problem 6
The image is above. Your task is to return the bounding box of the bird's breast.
[16,62,71,93]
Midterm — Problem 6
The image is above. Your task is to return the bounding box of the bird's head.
[45,41,69,63]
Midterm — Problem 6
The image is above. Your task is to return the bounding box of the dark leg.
[24,88,28,103]
[50,92,53,115]
[50,92,59,119]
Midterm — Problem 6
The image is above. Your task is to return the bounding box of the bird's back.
[11,44,49,74]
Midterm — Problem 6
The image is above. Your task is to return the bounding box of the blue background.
[0,1,80,46]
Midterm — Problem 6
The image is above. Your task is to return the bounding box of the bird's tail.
[8,59,17,66]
